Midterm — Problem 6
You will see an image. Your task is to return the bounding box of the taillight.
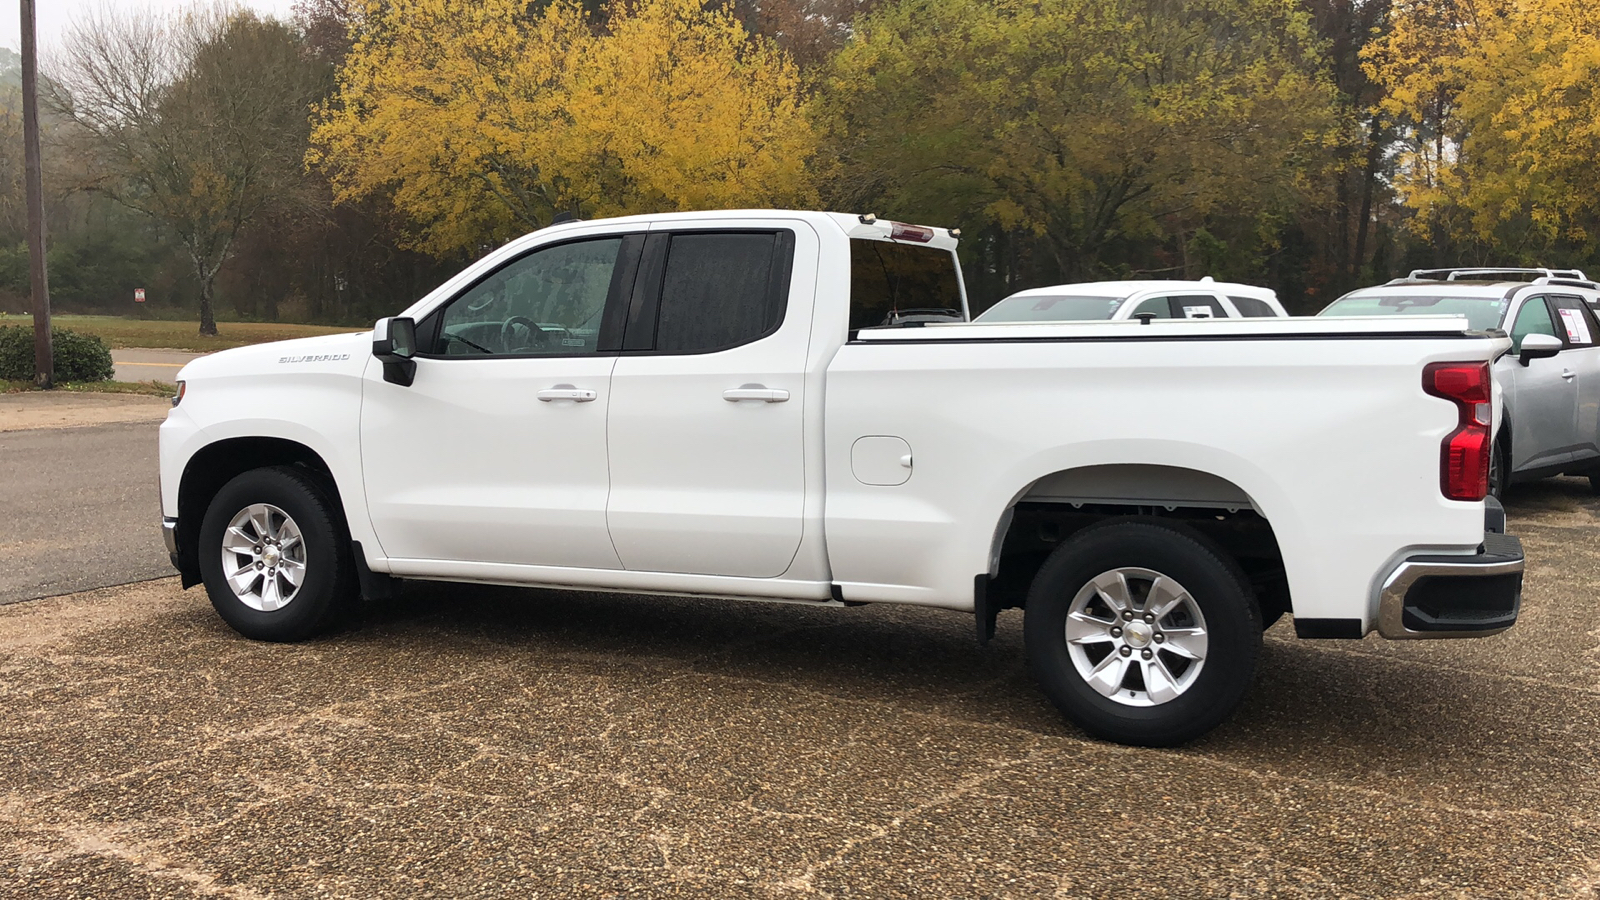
[1422,362,1492,501]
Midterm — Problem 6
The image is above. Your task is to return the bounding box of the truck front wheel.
[197,466,356,642]
[1024,521,1261,746]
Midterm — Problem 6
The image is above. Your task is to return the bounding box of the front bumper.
[162,516,179,556]
[1376,530,1524,639]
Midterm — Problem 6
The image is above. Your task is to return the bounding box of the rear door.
[1548,294,1600,460]
[1505,294,1580,472]
[604,220,816,577]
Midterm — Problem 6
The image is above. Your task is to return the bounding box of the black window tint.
[850,240,964,330]
[654,233,787,353]
[1229,295,1277,317]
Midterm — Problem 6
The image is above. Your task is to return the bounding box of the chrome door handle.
[1561,369,1576,381]
[723,386,790,403]
[537,385,597,402]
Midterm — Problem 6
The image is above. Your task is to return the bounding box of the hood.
[176,331,369,382]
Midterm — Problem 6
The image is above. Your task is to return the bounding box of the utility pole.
[21,0,52,388]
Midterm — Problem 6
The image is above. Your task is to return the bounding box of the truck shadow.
[341,577,1581,797]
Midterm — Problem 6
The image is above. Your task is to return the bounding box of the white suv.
[974,278,1287,323]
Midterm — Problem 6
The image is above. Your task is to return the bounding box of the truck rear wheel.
[197,466,356,642]
[1024,521,1261,746]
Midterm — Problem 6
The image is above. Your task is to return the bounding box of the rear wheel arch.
[983,464,1288,627]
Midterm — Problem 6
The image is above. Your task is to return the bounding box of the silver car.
[1319,267,1600,496]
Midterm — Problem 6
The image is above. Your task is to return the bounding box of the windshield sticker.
[1558,307,1592,344]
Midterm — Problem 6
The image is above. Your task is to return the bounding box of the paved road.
[111,349,204,383]
[0,397,172,604]
[1,459,1598,895]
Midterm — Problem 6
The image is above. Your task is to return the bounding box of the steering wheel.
[500,316,550,352]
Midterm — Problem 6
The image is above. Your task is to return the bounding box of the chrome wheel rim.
[220,503,306,612]
[1064,567,1209,707]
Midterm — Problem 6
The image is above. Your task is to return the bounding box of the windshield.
[974,294,1124,322]
[1318,293,1508,331]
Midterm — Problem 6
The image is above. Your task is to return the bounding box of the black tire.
[198,466,356,642]
[1023,520,1261,747]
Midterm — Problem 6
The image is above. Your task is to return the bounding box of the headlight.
[172,380,186,407]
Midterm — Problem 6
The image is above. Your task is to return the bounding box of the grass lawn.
[0,314,360,352]
[3,379,177,397]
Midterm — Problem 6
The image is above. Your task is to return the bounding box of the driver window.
[1510,298,1558,353]
[435,237,622,356]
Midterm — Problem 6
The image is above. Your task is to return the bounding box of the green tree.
[816,0,1345,283]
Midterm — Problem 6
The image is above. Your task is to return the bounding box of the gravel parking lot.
[2,482,1598,898]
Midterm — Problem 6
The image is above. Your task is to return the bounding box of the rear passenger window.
[654,232,793,354]
[1229,296,1277,317]
[1549,296,1596,346]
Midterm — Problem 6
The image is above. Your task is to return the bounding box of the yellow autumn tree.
[310,0,817,257]
[1367,0,1600,255]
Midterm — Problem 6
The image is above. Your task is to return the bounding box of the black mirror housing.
[1517,332,1562,366]
[373,317,418,385]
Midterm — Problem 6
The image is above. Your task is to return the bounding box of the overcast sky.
[0,0,300,55]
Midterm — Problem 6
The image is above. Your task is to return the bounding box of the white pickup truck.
[159,210,1524,746]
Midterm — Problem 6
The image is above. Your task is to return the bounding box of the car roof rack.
[1531,276,1600,291]
[1405,267,1590,283]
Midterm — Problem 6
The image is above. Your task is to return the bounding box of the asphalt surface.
[0,399,172,604]
[2,403,1599,897]
[111,349,204,383]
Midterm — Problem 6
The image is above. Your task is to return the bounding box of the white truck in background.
[159,210,1523,746]
[973,278,1288,322]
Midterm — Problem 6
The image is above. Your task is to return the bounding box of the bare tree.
[50,3,321,334]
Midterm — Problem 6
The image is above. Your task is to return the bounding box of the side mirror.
[373,317,417,386]
[1518,332,1562,366]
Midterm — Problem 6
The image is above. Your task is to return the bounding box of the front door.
[361,232,640,569]
[605,222,814,577]
[1505,295,1580,472]
[1547,294,1600,461]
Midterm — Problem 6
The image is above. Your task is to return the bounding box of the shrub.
[0,326,116,382]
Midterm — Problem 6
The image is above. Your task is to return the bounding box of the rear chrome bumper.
[1376,531,1524,639]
